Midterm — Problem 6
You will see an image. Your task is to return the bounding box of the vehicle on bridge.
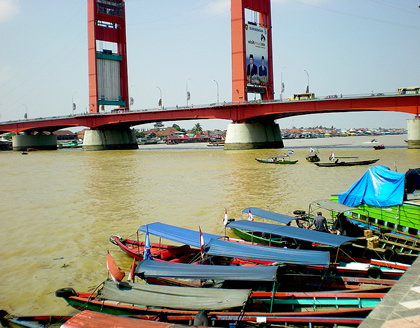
[397,87,420,95]
[287,93,315,101]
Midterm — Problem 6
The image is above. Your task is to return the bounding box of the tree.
[191,123,203,135]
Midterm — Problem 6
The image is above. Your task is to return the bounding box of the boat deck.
[359,256,420,327]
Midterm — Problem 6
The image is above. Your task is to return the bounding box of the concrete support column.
[224,121,284,150]
[83,128,138,151]
[12,134,57,151]
[407,117,420,149]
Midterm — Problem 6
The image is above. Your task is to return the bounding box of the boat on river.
[255,155,298,164]
[306,153,320,162]
[55,281,380,327]
[0,310,194,328]
[373,144,385,150]
[315,158,379,167]
[112,222,331,267]
[331,166,420,240]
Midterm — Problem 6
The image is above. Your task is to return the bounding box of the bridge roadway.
[0,93,419,134]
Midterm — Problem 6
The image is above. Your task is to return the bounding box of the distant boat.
[306,154,320,162]
[373,144,385,150]
[255,155,298,164]
[315,159,379,167]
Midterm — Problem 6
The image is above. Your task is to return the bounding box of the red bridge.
[2,0,420,150]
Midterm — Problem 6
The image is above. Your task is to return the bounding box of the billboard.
[245,24,268,88]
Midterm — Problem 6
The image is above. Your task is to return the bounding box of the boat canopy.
[205,238,330,267]
[102,281,250,311]
[138,222,222,248]
[338,166,406,207]
[135,258,279,282]
[227,220,356,247]
[139,222,330,267]
[241,208,296,225]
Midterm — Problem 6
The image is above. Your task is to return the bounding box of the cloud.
[0,0,20,23]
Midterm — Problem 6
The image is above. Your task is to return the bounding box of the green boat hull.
[331,195,420,239]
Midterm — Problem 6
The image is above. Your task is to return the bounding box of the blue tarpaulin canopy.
[338,166,406,207]
[227,220,356,247]
[241,207,296,224]
[138,222,222,248]
[205,239,330,267]
[135,258,279,282]
[138,222,330,267]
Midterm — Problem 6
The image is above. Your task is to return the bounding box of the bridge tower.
[88,0,129,113]
[84,0,137,150]
[231,0,274,102]
[226,0,283,150]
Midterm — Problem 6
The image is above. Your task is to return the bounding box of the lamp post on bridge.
[23,104,28,119]
[304,70,310,93]
[213,80,219,104]
[186,78,191,107]
[280,67,286,101]
[156,86,163,109]
[72,92,78,116]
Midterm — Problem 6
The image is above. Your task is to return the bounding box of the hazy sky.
[1,0,419,131]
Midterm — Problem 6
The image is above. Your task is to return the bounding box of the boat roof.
[227,220,356,247]
[241,207,296,224]
[136,258,279,282]
[309,199,362,213]
[205,238,330,267]
[137,222,222,248]
[138,222,330,267]
[102,281,250,311]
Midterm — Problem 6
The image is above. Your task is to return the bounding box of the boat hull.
[315,159,379,167]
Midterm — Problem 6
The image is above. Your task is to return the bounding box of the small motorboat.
[255,155,298,164]
[373,144,385,150]
[306,154,320,162]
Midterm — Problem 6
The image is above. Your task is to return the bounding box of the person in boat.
[307,212,329,233]
[194,310,209,326]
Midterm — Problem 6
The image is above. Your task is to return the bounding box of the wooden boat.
[0,310,195,328]
[255,155,298,164]
[112,222,331,268]
[303,199,420,264]
[55,281,380,326]
[315,159,379,167]
[373,144,385,150]
[331,166,420,240]
[306,153,320,162]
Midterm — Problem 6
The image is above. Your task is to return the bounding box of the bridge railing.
[0,91,408,126]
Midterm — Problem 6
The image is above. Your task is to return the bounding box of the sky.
[1,0,419,131]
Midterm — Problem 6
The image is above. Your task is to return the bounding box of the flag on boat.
[199,226,205,256]
[127,257,136,282]
[106,251,125,282]
[310,147,314,153]
[329,152,335,161]
[248,208,253,221]
[223,208,228,226]
[144,225,153,260]
[288,150,294,155]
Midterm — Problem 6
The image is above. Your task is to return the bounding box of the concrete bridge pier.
[224,121,284,150]
[83,128,138,151]
[12,134,57,151]
[407,117,420,149]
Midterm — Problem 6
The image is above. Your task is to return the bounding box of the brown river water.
[0,134,418,315]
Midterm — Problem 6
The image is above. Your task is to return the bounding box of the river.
[0,134,418,315]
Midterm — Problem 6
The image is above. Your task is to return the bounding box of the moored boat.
[315,159,379,167]
[331,166,420,240]
[255,155,298,164]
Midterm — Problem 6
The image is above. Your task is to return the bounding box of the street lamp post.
[213,80,219,104]
[280,67,286,101]
[72,92,78,116]
[156,86,163,109]
[23,104,28,119]
[304,70,309,93]
[186,78,191,107]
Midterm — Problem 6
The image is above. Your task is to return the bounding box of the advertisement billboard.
[245,24,268,89]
